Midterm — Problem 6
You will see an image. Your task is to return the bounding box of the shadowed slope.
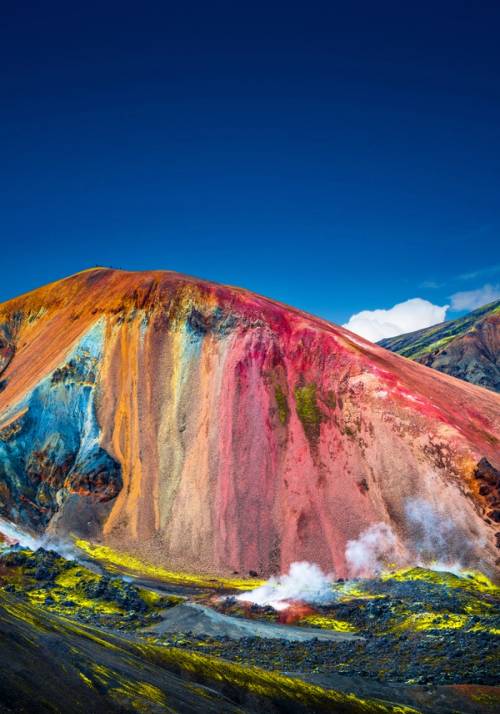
[0,268,499,579]
[1,590,416,714]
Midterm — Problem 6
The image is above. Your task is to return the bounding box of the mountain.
[0,269,499,578]
[379,300,500,393]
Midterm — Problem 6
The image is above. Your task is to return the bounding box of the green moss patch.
[294,382,323,445]
[274,384,290,425]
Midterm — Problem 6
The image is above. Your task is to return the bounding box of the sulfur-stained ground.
[0,544,499,714]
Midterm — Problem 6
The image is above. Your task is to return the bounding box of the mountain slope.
[379,300,500,393]
[0,269,499,578]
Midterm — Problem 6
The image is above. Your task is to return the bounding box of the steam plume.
[0,517,77,560]
[0,517,42,551]
[345,522,399,577]
[405,497,477,569]
[236,561,335,610]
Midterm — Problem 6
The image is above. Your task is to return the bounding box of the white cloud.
[450,283,500,311]
[343,298,449,342]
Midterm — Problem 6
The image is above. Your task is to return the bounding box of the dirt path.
[146,602,363,642]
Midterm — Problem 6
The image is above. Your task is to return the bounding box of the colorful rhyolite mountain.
[0,269,499,578]
[379,300,500,393]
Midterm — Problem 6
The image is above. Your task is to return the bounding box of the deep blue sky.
[1,1,499,325]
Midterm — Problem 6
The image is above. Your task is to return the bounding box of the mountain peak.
[0,272,499,579]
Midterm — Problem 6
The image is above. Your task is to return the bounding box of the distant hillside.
[379,300,500,393]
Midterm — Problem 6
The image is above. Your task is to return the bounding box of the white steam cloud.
[236,561,335,611]
[345,522,399,578]
[343,298,449,342]
[0,517,43,551]
[405,498,451,558]
[344,499,478,579]
[405,498,477,569]
[0,517,77,561]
